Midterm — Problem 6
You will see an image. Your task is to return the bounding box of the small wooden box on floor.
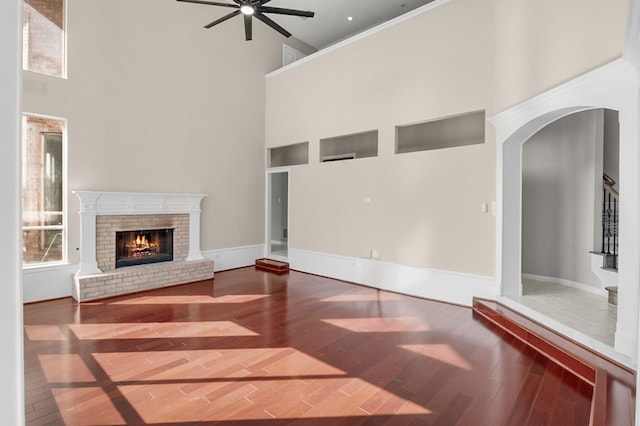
[255,258,289,274]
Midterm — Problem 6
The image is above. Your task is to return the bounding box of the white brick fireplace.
[72,191,214,302]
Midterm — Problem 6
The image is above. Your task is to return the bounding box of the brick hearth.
[72,192,214,302]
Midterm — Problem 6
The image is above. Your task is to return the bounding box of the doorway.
[266,170,289,260]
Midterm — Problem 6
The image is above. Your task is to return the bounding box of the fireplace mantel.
[73,191,207,276]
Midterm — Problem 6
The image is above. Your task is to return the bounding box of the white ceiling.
[258,0,436,50]
[203,0,433,50]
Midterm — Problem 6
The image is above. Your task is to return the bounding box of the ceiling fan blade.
[176,0,239,8]
[259,6,314,18]
[255,12,291,37]
[244,14,252,40]
[204,9,241,28]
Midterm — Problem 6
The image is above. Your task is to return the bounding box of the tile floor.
[518,280,617,347]
[269,241,288,258]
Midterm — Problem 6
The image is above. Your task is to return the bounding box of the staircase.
[590,174,618,303]
[255,258,290,274]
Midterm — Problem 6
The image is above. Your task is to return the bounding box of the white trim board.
[203,244,264,272]
[22,245,265,303]
[289,248,498,307]
[521,273,607,297]
[489,57,640,359]
[496,296,633,368]
[23,263,76,303]
[266,0,451,78]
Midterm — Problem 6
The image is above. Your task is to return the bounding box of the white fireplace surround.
[73,191,207,276]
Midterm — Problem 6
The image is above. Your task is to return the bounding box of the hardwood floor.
[24,268,595,425]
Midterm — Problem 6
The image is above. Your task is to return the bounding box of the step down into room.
[472,297,634,426]
[255,258,290,274]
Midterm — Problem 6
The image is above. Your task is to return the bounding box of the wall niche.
[269,142,309,168]
[396,110,485,154]
[320,130,378,163]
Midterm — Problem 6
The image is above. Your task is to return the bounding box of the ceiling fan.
[177,0,315,41]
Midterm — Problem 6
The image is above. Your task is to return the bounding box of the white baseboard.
[289,248,498,307]
[522,273,607,297]
[23,263,77,303]
[203,244,264,272]
[21,245,265,303]
[22,246,496,307]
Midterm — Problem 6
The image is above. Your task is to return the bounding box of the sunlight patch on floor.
[39,354,97,383]
[118,377,431,423]
[322,317,431,332]
[52,387,127,425]
[320,293,403,302]
[24,324,67,340]
[93,347,348,382]
[69,321,258,340]
[399,344,473,370]
[109,294,269,305]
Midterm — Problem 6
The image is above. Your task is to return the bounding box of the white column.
[186,210,205,261]
[616,74,640,357]
[76,211,101,275]
[73,191,102,276]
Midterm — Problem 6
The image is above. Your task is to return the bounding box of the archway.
[490,59,640,360]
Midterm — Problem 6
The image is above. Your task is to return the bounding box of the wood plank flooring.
[24,268,596,425]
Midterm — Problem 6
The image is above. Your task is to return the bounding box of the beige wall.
[23,0,287,263]
[265,0,626,277]
[491,0,627,111]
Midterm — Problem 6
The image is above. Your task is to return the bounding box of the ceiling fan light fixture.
[240,5,255,15]
[178,0,314,41]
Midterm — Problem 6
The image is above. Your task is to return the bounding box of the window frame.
[22,0,67,79]
[21,113,68,269]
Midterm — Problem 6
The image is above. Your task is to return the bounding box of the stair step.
[255,258,289,274]
[589,251,618,269]
[472,298,594,383]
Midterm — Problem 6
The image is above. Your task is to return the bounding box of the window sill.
[23,262,74,274]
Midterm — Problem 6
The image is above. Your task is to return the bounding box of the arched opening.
[520,108,619,346]
[490,59,640,363]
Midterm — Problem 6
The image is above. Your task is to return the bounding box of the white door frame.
[265,168,290,261]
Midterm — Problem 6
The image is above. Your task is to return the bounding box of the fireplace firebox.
[115,228,174,268]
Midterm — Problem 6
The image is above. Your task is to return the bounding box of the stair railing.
[602,174,618,261]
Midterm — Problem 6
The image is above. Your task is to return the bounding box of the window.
[23,0,65,77]
[22,115,66,266]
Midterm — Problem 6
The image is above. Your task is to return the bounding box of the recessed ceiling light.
[346,16,354,21]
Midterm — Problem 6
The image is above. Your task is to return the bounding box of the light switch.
[481,202,488,213]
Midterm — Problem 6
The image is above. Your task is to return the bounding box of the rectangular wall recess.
[320,130,378,163]
[396,110,485,154]
[269,142,309,168]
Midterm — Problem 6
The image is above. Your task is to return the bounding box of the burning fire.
[129,233,159,257]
